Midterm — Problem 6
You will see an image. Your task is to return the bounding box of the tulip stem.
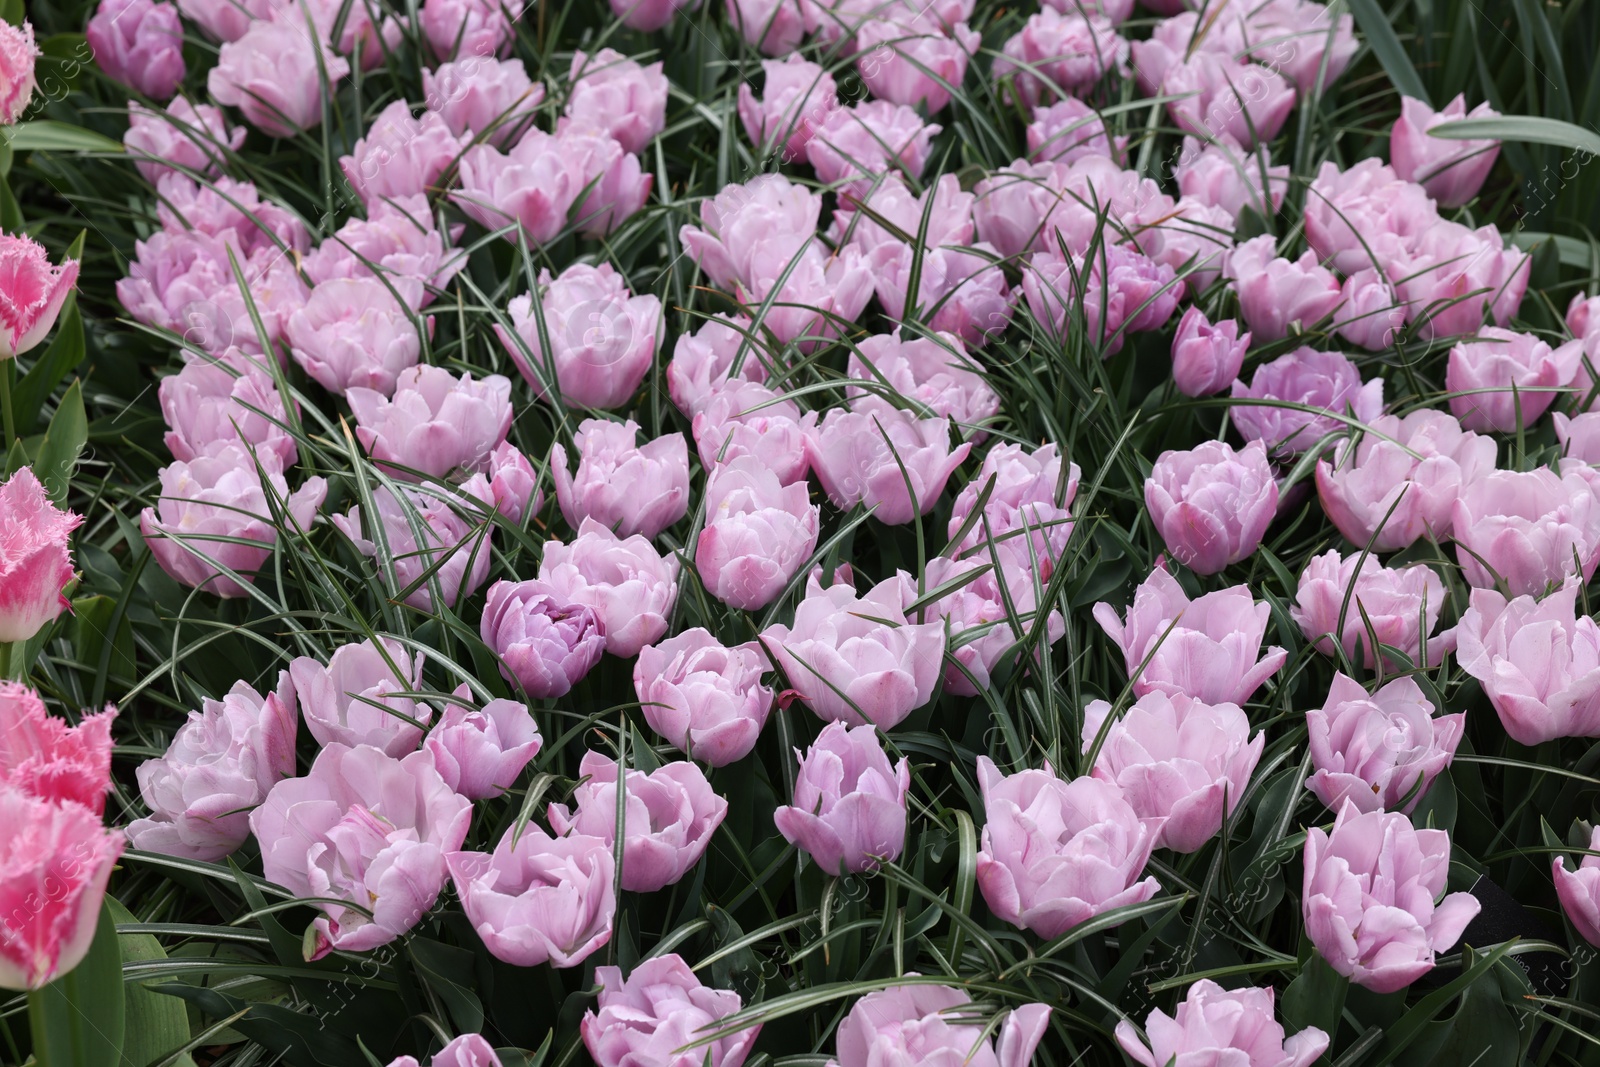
[0,359,13,448]
[0,642,11,682]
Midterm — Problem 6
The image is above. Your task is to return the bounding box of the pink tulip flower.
[697,457,820,610]
[774,720,909,875]
[0,682,115,814]
[1145,439,1278,575]
[1306,673,1464,815]
[0,468,81,643]
[634,629,774,766]
[1115,980,1328,1067]
[582,955,759,1067]
[828,985,1051,1067]
[480,580,606,698]
[1292,550,1454,670]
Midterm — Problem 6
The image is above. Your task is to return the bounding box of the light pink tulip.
[418,0,513,61]
[0,682,115,815]
[1556,411,1600,463]
[868,239,1013,348]
[1455,581,1600,744]
[559,125,653,238]
[124,99,246,184]
[608,0,698,31]
[760,570,946,729]
[286,277,422,397]
[666,315,769,417]
[0,468,81,643]
[331,483,493,611]
[1446,327,1579,433]
[1553,826,1600,948]
[551,419,688,540]
[86,0,185,100]
[1093,562,1288,705]
[480,580,606,698]
[564,49,667,154]
[1293,549,1454,670]
[1306,673,1463,816]
[1391,95,1500,208]
[1302,800,1480,992]
[348,365,512,481]
[1230,347,1385,455]
[127,672,297,860]
[1027,98,1124,164]
[140,445,327,598]
[1315,409,1495,552]
[806,405,972,525]
[252,743,472,957]
[948,441,1079,567]
[1023,244,1178,356]
[1246,0,1357,94]
[992,10,1127,107]
[1174,135,1287,221]
[1334,269,1406,351]
[0,786,124,991]
[159,359,296,467]
[547,750,727,892]
[151,173,309,258]
[1145,439,1278,575]
[538,519,680,658]
[1083,691,1263,853]
[0,234,79,359]
[1170,307,1249,398]
[634,629,773,766]
[828,986,1050,1067]
[807,100,939,191]
[497,263,662,410]
[309,185,463,288]
[774,720,909,875]
[855,13,979,114]
[342,100,470,205]
[0,21,37,123]
[1223,235,1344,345]
[422,56,543,145]
[738,56,836,161]
[453,132,575,243]
[583,955,759,1067]
[691,381,814,485]
[385,1034,502,1067]
[727,0,805,54]
[424,691,540,800]
[290,637,430,757]
[903,556,1064,695]
[1162,54,1296,148]
[697,456,819,610]
[976,757,1161,938]
[1452,468,1600,596]
[1393,218,1530,341]
[447,825,614,967]
[1115,980,1328,1067]
[208,21,350,137]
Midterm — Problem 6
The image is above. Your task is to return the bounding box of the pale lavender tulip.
[159,359,296,466]
[1334,269,1407,351]
[1115,980,1328,1067]
[975,757,1161,938]
[760,571,945,729]
[547,750,727,892]
[583,955,759,1067]
[1174,135,1288,221]
[454,132,575,244]
[666,315,769,417]
[1302,800,1481,992]
[1452,468,1600,596]
[1392,218,1530,341]
[1145,439,1278,575]
[480,580,606,698]
[697,457,819,610]
[1223,235,1344,345]
[829,986,1051,1067]
[692,381,814,485]
[1391,95,1500,208]
[1247,0,1357,94]
[286,277,422,397]
[634,629,773,766]
[727,0,805,54]
[141,445,327,598]
[291,637,430,757]
[1170,307,1249,398]
[446,825,614,967]
[1026,98,1125,164]
[806,405,972,525]
[385,1033,502,1067]
[127,672,297,861]
[1230,348,1385,455]
[1082,691,1263,853]
[1553,826,1600,948]
[1162,55,1296,149]
[1455,581,1600,744]
[301,195,466,299]
[1306,673,1463,815]
[336,101,465,208]
[738,56,837,161]
[124,99,246,184]
[1556,411,1600,463]
[559,126,653,238]
[1315,410,1495,552]
[847,330,999,430]
[807,100,939,191]
[150,173,308,258]
[1291,551,1453,670]
[538,519,680,658]
[564,49,667,154]
[1093,562,1288,705]
[422,56,543,145]
[1023,244,1178,356]
[331,482,493,611]
[251,743,472,957]
[992,10,1127,107]
[948,441,1079,566]
[903,556,1064,696]
[418,0,512,61]
[551,419,689,541]
[1446,327,1579,433]
[479,442,542,525]
[87,0,185,101]
[868,239,1013,348]
[855,13,979,115]
[348,366,512,481]
[208,21,349,137]
[608,0,698,31]
[497,263,663,410]
[424,690,541,799]
[774,721,909,875]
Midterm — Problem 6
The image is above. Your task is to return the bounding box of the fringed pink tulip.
[0,682,115,815]
[0,468,81,643]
